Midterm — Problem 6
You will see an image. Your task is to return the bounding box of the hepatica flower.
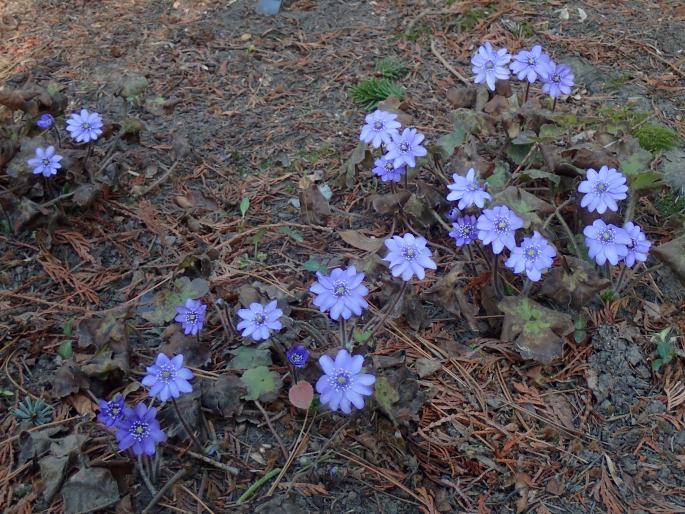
[622,222,651,267]
[446,168,492,209]
[386,128,427,169]
[359,110,401,148]
[115,403,166,456]
[476,205,524,254]
[97,394,125,427]
[175,298,206,336]
[578,166,628,214]
[445,207,460,223]
[316,349,375,414]
[236,300,283,341]
[310,266,368,321]
[36,113,55,129]
[449,215,478,247]
[287,345,310,368]
[142,353,194,402]
[372,154,406,183]
[471,42,511,91]
[541,62,574,98]
[509,45,551,83]
[583,219,631,266]
[505,231,556,281]
[384,233,437,281]
[27,146,62,177]
[66,109,103,143]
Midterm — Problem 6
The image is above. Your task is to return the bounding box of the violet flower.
[174,298,206,336]
[383,233,437,281]
[236,300,283,341]
[36,113,55,129]
[287,346,310,368]
[504,231,556,281]
[142,353,194,402]
[622,222,651,268]
[449,215,479,247]
[27,146,62,177]
[310,266,369,321]
[66,109,103,143]
[509,45,551,83]
[446,168,492,209]
[359,110,401,148]
[372,154,406,183]
[541,62,574,98]
[97,395,125,427]
[476,205,524,254]
[471,42,511,91]
[316,349,375,414]
[445,208,460,223]
[115,403,166,456]
[583,219,631,266]
[385,128,427,169]
[577,166,628,214]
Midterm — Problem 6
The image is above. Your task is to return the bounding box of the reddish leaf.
[289,380,314,410]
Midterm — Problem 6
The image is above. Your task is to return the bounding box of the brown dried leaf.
[540,256,612,308]
[77,312,128,352]
[299,184,331,225]
[160,329,210,367]
[52,364,90,399]
[370,191,411,215]
[338,229,384,253]
[201,375,245,417]
[653,235,685,285]
[424,266,467,315]
[374,366,426,426]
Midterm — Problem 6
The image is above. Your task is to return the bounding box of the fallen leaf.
[342,141,373,188]
[492,186,554,229]
[338,229,384,253]
[229,346,273,369]
[289,380,314,410]
[370,191,411,215]
[159,329,210,367]
[374,366,426,426]
[77,312,128,352]
[138,277,209,324]
[415,358,442,378]
[52,364,90,399]
[62,467,119,514]
[201,375,245,417]
[241,366,282,402]
[299,184,331,225]
[540,256,612,308]
[653,235,685,285]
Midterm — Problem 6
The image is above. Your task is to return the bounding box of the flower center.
[403,245,417,260]
[254,313,265,324]
[467,182,479,192]
[595,182,608,193]
[333,281,348,297]
[399,142,409,152]
[186,312,197,323]
[525,246,541,261]
[600,229,614,244]
[290,353,302,363]
[384,161,394,171]
[130,421,150,441]
[527,57,536,65]
[331,371,351,392]
[42,158,50,166]
[485,60,494,70]
[495,218,510,233]
[460,225,473,237]
[373,121,383,130]
[110,404,120,415]
[82,122,90,129]
[552,74,561,83]
[158,365,175,383]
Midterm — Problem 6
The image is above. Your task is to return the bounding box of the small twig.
[430,39,470,85]
[137,159,181,196]
[40,191,76,208]
[142,468,187,514]
[430,207,453,231]
[254,400,288,460]
[542,199,573,231]
[171,397,204,454]
[555,210,582,259]
[366,281,408,338]
[162,443,239,475]
[237,467,281,505]
[492,253,504,298]
[266,408,310,496]
[136,455,158,496]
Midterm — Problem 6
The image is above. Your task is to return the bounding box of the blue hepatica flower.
[471,42,511,91]
[142,353,194,402]
[66,109,103,143]
[449,215,479,247]
[115,403,166,456]
[287,345,310,368]
[36,113,55,129]
[385,128,427,169]
[577,165,628,214]
[541,62,574,98]
[372,154,406,183]
[316,349,375,414]
[476,205,524,254]
[583,219,631,266]
[174,298,206,336]
[383,233,437,281]
[504,231,557,282]
[27,146,63,177]
[509,45,552,83]
[236,300,283,341]
[446,168,492,209]
[310,266,369,321]
[359,110,401,149]
[622,222,651,268]
[97,394,125,427]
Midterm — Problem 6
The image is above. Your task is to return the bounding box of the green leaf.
[486,163,509,194]
[58,341,73,360]
[278,226,304,242]
[0,389,14,397]
[374,376,400,423]
[303,258,328,273]
[352,330,372,344]
[518,168,560,185]
[239,197,250,217]
[619,148,652,176]
[629,171,663,191]
[229,346,273,369]
[651,358,663,372]
[249,227,267,245]
[241,366,282,402]
[139,277,209,324]
[63,319,74,337]
[436,128,466,158]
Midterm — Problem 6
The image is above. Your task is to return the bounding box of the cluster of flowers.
[360,110,427,183]
[471,42,574,97]
[28,109,104,177]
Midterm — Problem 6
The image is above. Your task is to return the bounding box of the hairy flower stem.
[340,318,349,350]
[524,82,530,103]
[492,254,504,298]
[403,169,408,190]
[369,281,408,339]
[136,455,157,496]
[84,143,94,182]
[521,278,532,297]
[475,241,492,271]
[171,397,203,454]
[554,210,582,259]
[614,264,628,293]
[552,97,558,113]
[51,126,62,149]
[466,244,478,276]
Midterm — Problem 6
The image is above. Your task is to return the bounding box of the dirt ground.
[1,0,685,513]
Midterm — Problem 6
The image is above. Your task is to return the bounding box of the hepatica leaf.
[229,346,273,369]
[241,366,282,402]
[139,277,209,324]
[288,380,314,410]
